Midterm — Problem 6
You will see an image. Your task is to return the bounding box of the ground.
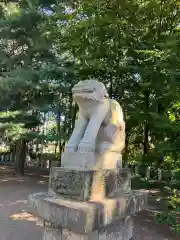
[0,166,179,240]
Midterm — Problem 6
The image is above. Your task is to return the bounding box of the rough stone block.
[43,221,61,240]
[49,167,92,201]
[61,152,96,169]
[28,190,147,234]
[49,167,131,201]
[105,168,131,197]
[61,152,122,170]
[43,217,132,240]
[99,217,133,240]
[43,221,98,240]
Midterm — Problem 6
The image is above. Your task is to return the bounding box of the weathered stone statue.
[65,79,125,154]
[28,79,147,240]
[62,79,125,169]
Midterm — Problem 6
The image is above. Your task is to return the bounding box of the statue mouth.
[72,87,95,100]
[73,93,101,103]
[72,88,94,94]
[73,92,94,100]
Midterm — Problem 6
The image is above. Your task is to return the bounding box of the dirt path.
[0,172,179,240]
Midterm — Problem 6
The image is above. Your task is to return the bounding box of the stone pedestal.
[49,167,131,201]
[28,153,147,240]
[43,217,132,240]
[61,152,122,170]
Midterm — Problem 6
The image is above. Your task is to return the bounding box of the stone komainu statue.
[65,79,125,155]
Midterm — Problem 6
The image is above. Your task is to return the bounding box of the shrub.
[172,169,180,181]
[155,188,180,236]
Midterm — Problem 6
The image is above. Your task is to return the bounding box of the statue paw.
[78,142,95,153]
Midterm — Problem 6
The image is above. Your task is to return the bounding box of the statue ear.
[99,82,109,98]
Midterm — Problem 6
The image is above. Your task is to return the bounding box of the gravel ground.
[0,171,179,240]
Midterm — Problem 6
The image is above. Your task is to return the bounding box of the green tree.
[63,0,180,167]
[0,0,180,173]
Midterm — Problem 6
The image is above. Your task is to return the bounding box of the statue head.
[72,79,109,103]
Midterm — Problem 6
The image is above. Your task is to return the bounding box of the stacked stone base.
[29,192,137,239]
[43,217,132,240]
[28,160,147,240]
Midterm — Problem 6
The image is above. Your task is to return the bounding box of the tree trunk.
[143,122,149,155]
[10,143,16,163]
[56,110,61,165]
[143,90,150,156]
[14,139,27,175]
[54,141,58,154]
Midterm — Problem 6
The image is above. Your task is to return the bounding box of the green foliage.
[155,186,180,235]
[156,210,180,236]
[131,175,155,189]
[172,224,180,236]
[156,211,177,226]
[172,169,180,181]
[168,190,180,210]
[0,0,180,173]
